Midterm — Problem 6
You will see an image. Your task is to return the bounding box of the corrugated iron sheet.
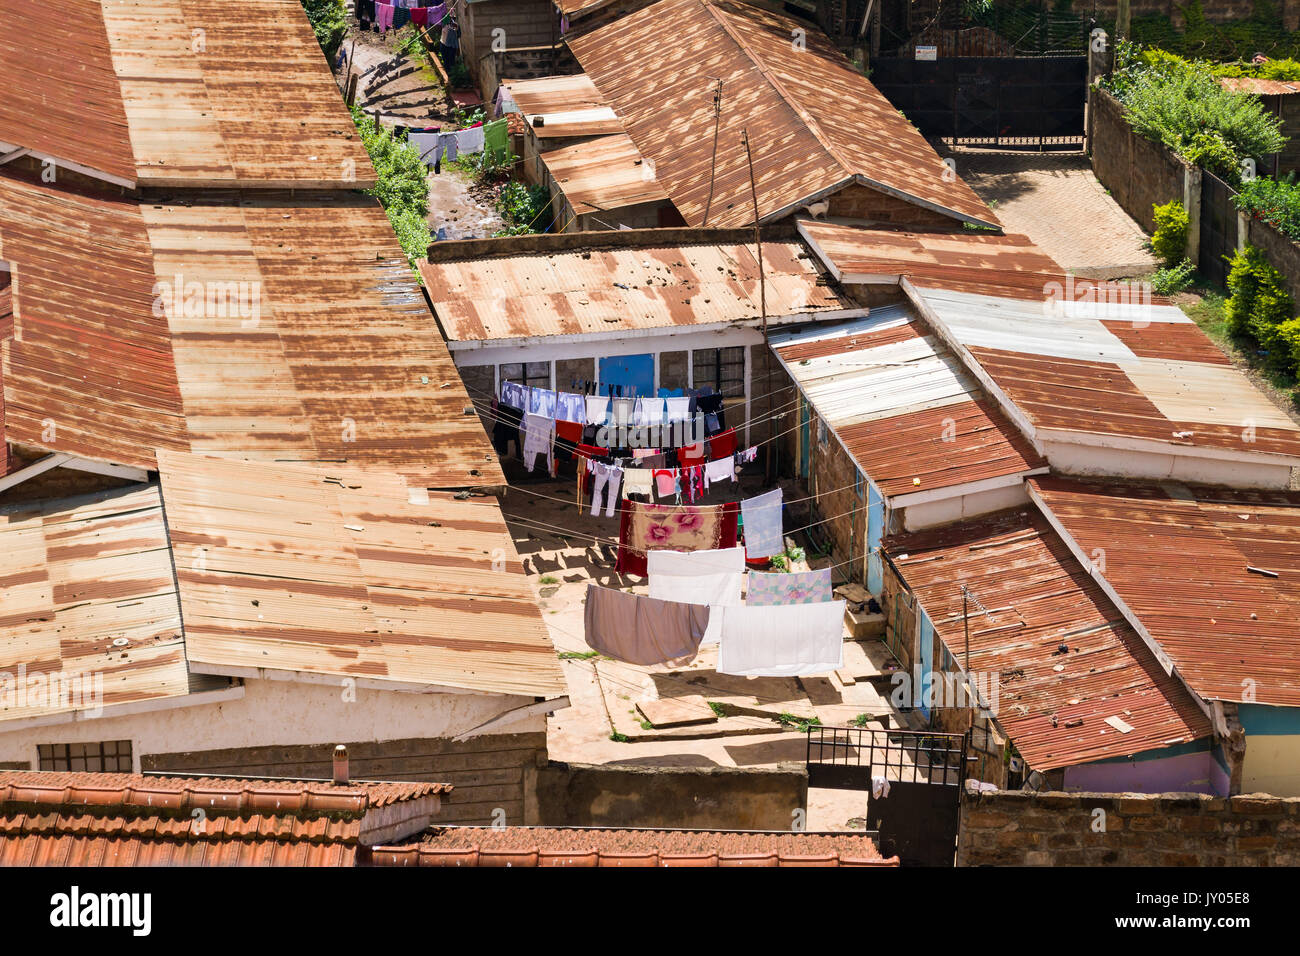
[1,181,498,488]
[542,133,672,217]
[140,194,503,489]
[502,74,624,139]
[1220,76,1300,96]
[0,771,446,867]
[886,509,1213,772]
[1,0,373,190]
[0,484,229,724]
[799,221,1060,283]
[0,0,137,186]
[1030,476,1300,707]
[156,450,567,699]
[772,308,1045,498]
[0,172,188,470]
[568,0,997,228]
[913,284,1300,460]
[422,238,849,341]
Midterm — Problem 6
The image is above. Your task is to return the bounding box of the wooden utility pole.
[740,128,773,479]
[1116,0,1131,40]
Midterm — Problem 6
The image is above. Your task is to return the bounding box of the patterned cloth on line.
[746,568,833,606]
[616,499,740,576]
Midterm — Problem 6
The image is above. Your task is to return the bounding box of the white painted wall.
[901,482,1031,531]
[1042,440,1293,488]
[0,679,544,773]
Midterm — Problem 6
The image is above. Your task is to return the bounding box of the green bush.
[1151,200,1190,265]
[1150,258,1197,295]
[1225,245,1296,365]
[1104,43,1287,173]
[493,181,552,236]
[350,106,432,269]
[301,0,347,59]
[1234,173,1300,240]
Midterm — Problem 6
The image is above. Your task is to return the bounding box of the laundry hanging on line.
[715,600,846,677]
[583,583,710,665]
[647,547,746,645]
[616,499,739,576]
[746,568,833,606]
[741,487,784,558]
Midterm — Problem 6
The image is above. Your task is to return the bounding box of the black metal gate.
[806,725,966,867]
[870,56,1087,147]
[1199,170,1239,287]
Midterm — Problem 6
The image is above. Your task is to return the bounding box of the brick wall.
[958,788,1300,866]
[144,731,549,826]
[1088,86,1188,233]
[826,182,962,228]
[537,762,808,829]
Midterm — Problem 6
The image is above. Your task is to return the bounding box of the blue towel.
[741,489,784,559]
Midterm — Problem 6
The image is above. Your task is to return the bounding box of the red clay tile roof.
[0,771,449,867]
[368,826,898,867]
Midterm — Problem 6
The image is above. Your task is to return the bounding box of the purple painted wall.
[1063,749,1229,796]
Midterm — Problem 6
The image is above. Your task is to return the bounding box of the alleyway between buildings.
[954,148,1158,279]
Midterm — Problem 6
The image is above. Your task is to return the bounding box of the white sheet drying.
[716,600,846,676]
[647,547,745,645]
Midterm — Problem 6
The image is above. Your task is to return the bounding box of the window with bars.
[38,740,133,773]
[499,361,550,390]
[691,347,745,398]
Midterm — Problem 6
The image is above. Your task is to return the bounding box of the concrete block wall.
[1088,86,1188,234]
[958,788,1300,866]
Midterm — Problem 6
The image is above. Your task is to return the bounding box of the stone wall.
[1247,214,1300,304]
[807,417,867,583]
[145,731,549,826]
[537,761,808,830]
[958,788,1300,866]
[1089,86,1188,233]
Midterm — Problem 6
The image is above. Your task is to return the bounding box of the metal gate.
[870,56,1087,147]
[806,725,967,866]
[1199,170,1239,287]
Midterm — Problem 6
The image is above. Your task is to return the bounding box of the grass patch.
[557,650,599,661]
[707,701,727,718]
[609,731,630,743]
[539,575,559,585]
[851,713,873,727]
[775,713,823,734]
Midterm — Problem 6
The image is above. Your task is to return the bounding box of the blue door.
[866,481,884,596]
[918,610,935,723]
[598,353,654,399]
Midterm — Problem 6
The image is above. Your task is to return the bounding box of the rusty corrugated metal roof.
[370,825,897,866]
[1219,76,1300,96]
[0,0,373,189]
[141,194,503,489]
[567,0,998,229]
[542,133,673,218]
[799,221,1060,283]
[0,484,231,725]
[0,177,501,489]
[1029,476,1300,707]
[156,450,567,699]
[421,236,851,341]
[501,74,624,139]
[910,283,1300,461]
[0,172,188,471]
[886,508,1213,772]
[0,0,137,186]
[772,308,1045,499]
[0,771,447,867]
